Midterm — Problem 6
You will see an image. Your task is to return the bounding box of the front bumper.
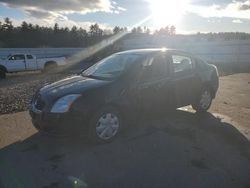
[29,109,90,136]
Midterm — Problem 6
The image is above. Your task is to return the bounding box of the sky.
[0,0,250,34]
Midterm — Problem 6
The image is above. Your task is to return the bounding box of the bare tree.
[170,25,176,35]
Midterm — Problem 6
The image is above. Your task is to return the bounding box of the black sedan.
[30,48,219,142]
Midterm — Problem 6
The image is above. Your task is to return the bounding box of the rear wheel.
[89,107,122,143]
[43,62,57,73]
[0,69,6,79]
[192,87,213,113]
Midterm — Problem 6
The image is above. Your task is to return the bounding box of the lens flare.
[62,15,152,70]
[148,0,189,27]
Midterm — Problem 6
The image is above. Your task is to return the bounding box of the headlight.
[51,94,81,113]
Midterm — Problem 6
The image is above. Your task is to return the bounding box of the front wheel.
[0,69,6,79]
[88,107,122,143]
[192,87,213,113]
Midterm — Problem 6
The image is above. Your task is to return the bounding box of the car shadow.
[0,110,250,188]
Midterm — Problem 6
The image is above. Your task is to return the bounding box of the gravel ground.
[0,60,93,115]
[0,72,71,114]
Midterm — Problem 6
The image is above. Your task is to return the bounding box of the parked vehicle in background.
[0,53,66,78]
[30,48,219,143]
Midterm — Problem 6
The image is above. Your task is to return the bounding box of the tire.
[43,62,57,73]
[192,87,213,113]
[0,69,6,79]
[88,106,122,143]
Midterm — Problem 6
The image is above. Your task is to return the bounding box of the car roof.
[115,48,193,56]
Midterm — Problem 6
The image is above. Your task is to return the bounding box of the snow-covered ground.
[0,48,85,59]
[122,38,250,64]
[1,38,250,64]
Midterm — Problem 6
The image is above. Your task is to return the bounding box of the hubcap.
[96,113,119,140]
[200,90,212,109]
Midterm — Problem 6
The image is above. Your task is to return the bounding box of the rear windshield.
[196,58,209,71]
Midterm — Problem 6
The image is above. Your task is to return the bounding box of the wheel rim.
[96,113,119,140]
[200,90,212,109]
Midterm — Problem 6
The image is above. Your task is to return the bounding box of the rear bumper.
[209,65,219,98]
[29,110,89,136]
[211,74,219,98]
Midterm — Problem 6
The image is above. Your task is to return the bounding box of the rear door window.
[171,54,194,74]
[26,55,33,59]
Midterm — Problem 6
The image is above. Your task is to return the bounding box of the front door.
[135,53,173,116]
[6,54,26,72]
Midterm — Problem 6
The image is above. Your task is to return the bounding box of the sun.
[149,0,188,27]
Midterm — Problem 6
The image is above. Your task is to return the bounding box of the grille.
[34,94,45,110]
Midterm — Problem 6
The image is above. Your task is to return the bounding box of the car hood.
[39,75,110,99]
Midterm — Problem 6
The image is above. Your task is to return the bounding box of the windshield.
[6,54,12,59]
[82,54,141,80]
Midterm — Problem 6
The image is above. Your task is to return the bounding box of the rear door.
[135,53,174,116]
[25,54,37,70]
[170,53,201,107]
[6,54,26,72]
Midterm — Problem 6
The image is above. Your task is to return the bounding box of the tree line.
[0,18,111,48]
[0,17,178,48]
[0,17,249,48]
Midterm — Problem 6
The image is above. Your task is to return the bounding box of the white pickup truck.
[0,53,66,78]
